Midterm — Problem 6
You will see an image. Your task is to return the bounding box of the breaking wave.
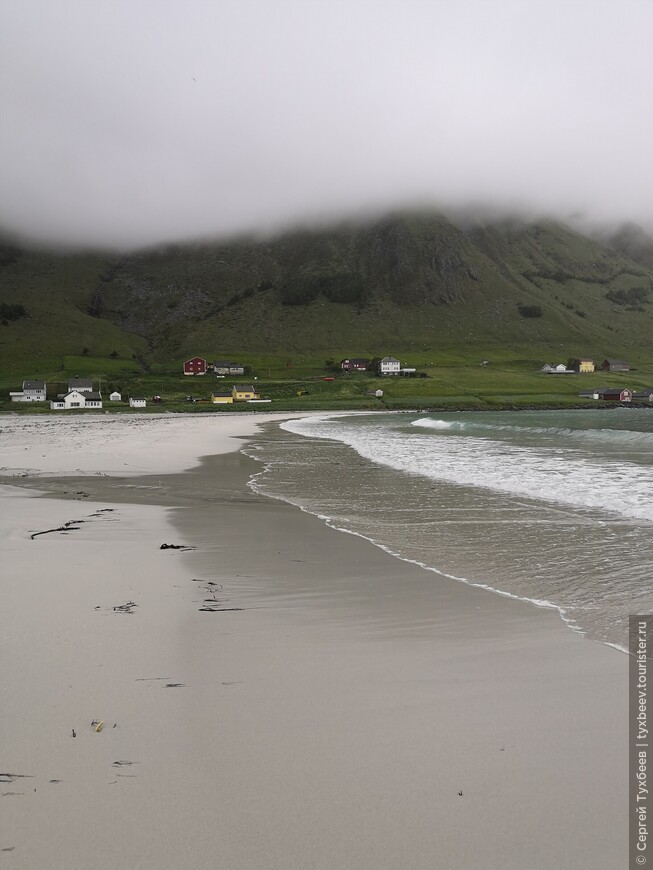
[282,413,653,524]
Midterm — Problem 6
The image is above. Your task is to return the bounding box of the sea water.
[244,408,653,650]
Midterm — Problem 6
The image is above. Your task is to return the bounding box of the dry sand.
[0,413,627,869]
[0,411,308,477]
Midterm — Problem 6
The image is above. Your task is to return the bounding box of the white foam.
[413,415,653,448]
[245,459,611,646]
[282,415,653,524]
[411,418,459,430]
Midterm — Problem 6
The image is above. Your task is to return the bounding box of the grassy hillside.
[1,212,652,396]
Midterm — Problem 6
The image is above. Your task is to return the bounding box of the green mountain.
[1,212,652,378]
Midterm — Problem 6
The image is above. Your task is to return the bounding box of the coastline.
[1,413,627,868]
[2,400,651,419]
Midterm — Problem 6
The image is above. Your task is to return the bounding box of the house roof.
[233,384,255,391]
[130,396,146,401]
[23,380,45,390]
[380,356,400,363]
[633,387,653,396]
[184,357,206,365]
[212,392,233,398]
[597,388,630,396]
[68,377,93,389]
[603,358,629,365]
[55,389,101,400]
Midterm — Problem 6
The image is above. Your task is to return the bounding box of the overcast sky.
[1,0,652,250]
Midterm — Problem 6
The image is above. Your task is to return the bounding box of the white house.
[109,391,122,402]
[68,377,94,392]
[378,356,401,376]
[213,360,246,376]
[50,390,103,410]
[129,397,147,408]
[9,380,47,402]
[541,363,573,374]
[79,391,102,408]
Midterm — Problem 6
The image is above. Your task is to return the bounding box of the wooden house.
[341,358,369,372]
[211,392,234,404]
[601,359,630,372]
[50,390,103,410]
[541,363,573,374]
[232,385,260,401]
[597,388,632,402]
[569,358,595,373]
[183,357,207,375]
[213,360,245,376]
[9,380,47,402]
[68,377,94,392]
[109,391,122,402]
[378,356,401,376]
[129,397,147,408]
[633,388,653,402]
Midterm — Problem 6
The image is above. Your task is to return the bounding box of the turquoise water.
[245,409,653,650]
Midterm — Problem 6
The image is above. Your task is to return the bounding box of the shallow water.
[245,408,653,649]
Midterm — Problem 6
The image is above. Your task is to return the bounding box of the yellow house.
[572,358,595,373]
[211,392,234,404]
[232,384,260,401]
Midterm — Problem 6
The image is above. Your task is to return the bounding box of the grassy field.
[3,351,652,414]
[2,212,653,413]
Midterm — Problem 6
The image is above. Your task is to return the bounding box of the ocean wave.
[411,418,461,430]
[282,415,653,523]
[411,416,653,447]
[246,460,615,649]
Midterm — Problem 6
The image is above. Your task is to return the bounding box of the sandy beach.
[0,412,627,869]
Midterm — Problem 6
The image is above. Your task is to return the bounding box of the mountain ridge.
[1,212,652,375]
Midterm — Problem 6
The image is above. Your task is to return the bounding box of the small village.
[6,353,653,411]
[539,357,653,403]
[6,356,414,410]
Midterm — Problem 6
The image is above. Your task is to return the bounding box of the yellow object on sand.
[94,720,104,733]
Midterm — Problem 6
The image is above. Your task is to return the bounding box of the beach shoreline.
[0,413,627,868]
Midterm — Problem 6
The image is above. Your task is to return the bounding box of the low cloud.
[1,0,653,250]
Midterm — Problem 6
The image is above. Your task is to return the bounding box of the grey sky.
[1,0,652,250]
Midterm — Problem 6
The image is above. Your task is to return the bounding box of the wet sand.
[0,415,627,868]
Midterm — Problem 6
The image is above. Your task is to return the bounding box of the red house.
[598,388,632,402]
[340,358,369,372]
[183,357,207,375]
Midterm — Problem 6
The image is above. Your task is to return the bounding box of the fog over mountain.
[1,0,652,251]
